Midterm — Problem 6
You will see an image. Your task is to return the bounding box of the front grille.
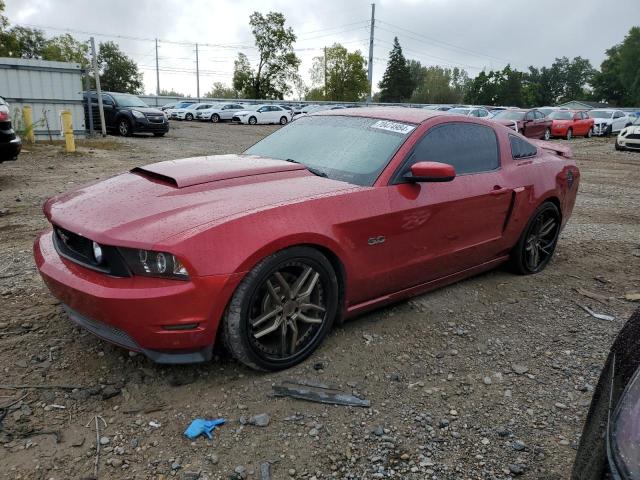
[147,115,165,124]
[53,226,131,277]
[626,134,640,140]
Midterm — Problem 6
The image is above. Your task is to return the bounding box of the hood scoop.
[131,154,305,188]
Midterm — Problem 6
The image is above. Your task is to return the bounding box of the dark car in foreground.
[573,307,640,479]
[85,92,169,137]
[491,108,553,140]
[0,96,21,162]
[35,108,579,370]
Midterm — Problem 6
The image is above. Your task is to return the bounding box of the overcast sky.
[6,0,640,99]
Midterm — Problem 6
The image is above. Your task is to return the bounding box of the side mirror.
[405,161,456,183]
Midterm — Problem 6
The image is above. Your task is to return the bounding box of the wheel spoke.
[539,218,556,237]
[266,280,282,305]
[289,321,299,355]
[250,306,281,328]
[253,314,283,339]
[298,312,323,324]
[274,272,292,299]
[280,319,288,357]
[290,266,312,298]
[299,303,326,313]
[296,272,320,299]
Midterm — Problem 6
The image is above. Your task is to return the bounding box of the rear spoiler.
[529,139,573,159]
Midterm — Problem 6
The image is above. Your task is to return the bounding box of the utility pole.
[84,69,93,135]
[90,36,106,137]
[155,38,160,105]
[195,43,200,101]
[367,2,375,103]
[324,46,327,98]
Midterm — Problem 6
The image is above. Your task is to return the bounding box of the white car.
[232,105,292,125]
[615,115,640,151]
[170,102,217,121]
[589,109,632,136]
[195,103,246,123]
[447,106,491,119]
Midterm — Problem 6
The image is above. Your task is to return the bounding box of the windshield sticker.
[370,120,415,135]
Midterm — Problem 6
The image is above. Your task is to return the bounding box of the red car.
[34,108,580,370]
[491,108,553,140]
[549,110,594,139]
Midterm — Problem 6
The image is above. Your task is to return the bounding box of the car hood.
[621,125,640,135]
[121,106,163,115]
[592,117,612,124]
[44,154,359,247]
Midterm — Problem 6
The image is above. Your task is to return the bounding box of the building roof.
[557,100,612,109]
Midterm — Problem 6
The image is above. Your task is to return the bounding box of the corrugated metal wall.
[0,58,86,139]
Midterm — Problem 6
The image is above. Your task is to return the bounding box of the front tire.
[248,116,257,125]
[279,116,288,125]
[615,139,623,151]
[586,127,593,138]
[153,133,165,137]
[510,202,561,275]
[185,113,194,121]
[118,118,131,137]
[211,114,220,123]
[565,128,573,140]
[222,247,339,371]
[543,128,551,141]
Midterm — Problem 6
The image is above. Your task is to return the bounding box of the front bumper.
[593,123,611,136]
[617,135,640,150]
[34,231,242,364]
[551,125,569,137]
[0,135,21,161]
[133,117,169,134]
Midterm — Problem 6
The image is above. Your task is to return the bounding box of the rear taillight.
[0,106,9,122]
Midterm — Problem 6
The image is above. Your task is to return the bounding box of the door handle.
[490,186,510,196]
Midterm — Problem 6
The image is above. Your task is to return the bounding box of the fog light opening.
[162,323,199,331]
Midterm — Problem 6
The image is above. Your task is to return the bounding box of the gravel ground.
[0,121,639,480]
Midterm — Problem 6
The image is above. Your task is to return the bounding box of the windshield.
[589,110,612,119]
[538,108,555,116]
[632,116,640,125]
[549,111,573,120]
[449,108,471,115]
[492,110,525,121]
[175,102,194,109]
[244,116,414,186]
[111,94,148,108]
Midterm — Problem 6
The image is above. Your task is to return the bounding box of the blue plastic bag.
[184,418,225,440]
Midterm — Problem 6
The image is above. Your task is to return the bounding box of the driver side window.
[404,123,500,177]
[525,111,535,121]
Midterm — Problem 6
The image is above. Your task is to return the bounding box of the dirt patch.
[1,121,639,479]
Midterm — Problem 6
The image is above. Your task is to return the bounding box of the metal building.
[0,57,86,140]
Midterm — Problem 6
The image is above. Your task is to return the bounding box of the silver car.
[195,103,246,123]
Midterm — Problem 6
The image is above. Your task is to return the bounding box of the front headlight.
[609,365,640,478]
[118,247,189,280]
[131,110,146,119]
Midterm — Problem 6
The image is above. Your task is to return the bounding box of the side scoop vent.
[130,167,178,187]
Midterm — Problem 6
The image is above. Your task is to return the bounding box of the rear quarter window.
[510,135,538,159]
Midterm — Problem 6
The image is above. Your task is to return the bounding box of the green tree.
[96,41,143,94]
[310,43,369,101]
[159,89,185,97]
[233,12,300,99]
[41,34,89,66]
[0,25,47,58]
[378,37,414,102]
[592,27,640,106]
[411,64,468,104]
[204,82,237,99]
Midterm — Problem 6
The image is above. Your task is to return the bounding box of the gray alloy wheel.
[211,113,220,123]
[543,128,551,141]
[248,116,257,125]
[185,113,194,121]
[566,128,573,140]
[511,202,561,275]
[279,116,288,125]
[118,118,131,136]
[222,246,338,371]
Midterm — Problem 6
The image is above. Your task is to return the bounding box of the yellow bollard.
[61,110,75,153]
[22,106,35,144]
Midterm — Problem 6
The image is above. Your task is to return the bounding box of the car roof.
[312,106,443,124]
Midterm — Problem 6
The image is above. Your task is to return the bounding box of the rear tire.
[510,202,561,275]
[279,116,288,125]
[221,247,339,371]
[117,118,131,137]
[543,128,551,141]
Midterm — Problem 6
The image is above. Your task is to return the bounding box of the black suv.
[84,92,169,137]
[0,96,21,162]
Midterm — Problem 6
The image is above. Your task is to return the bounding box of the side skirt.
[345,255,510,318]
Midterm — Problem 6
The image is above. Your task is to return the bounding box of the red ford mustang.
[34,109,580,370]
